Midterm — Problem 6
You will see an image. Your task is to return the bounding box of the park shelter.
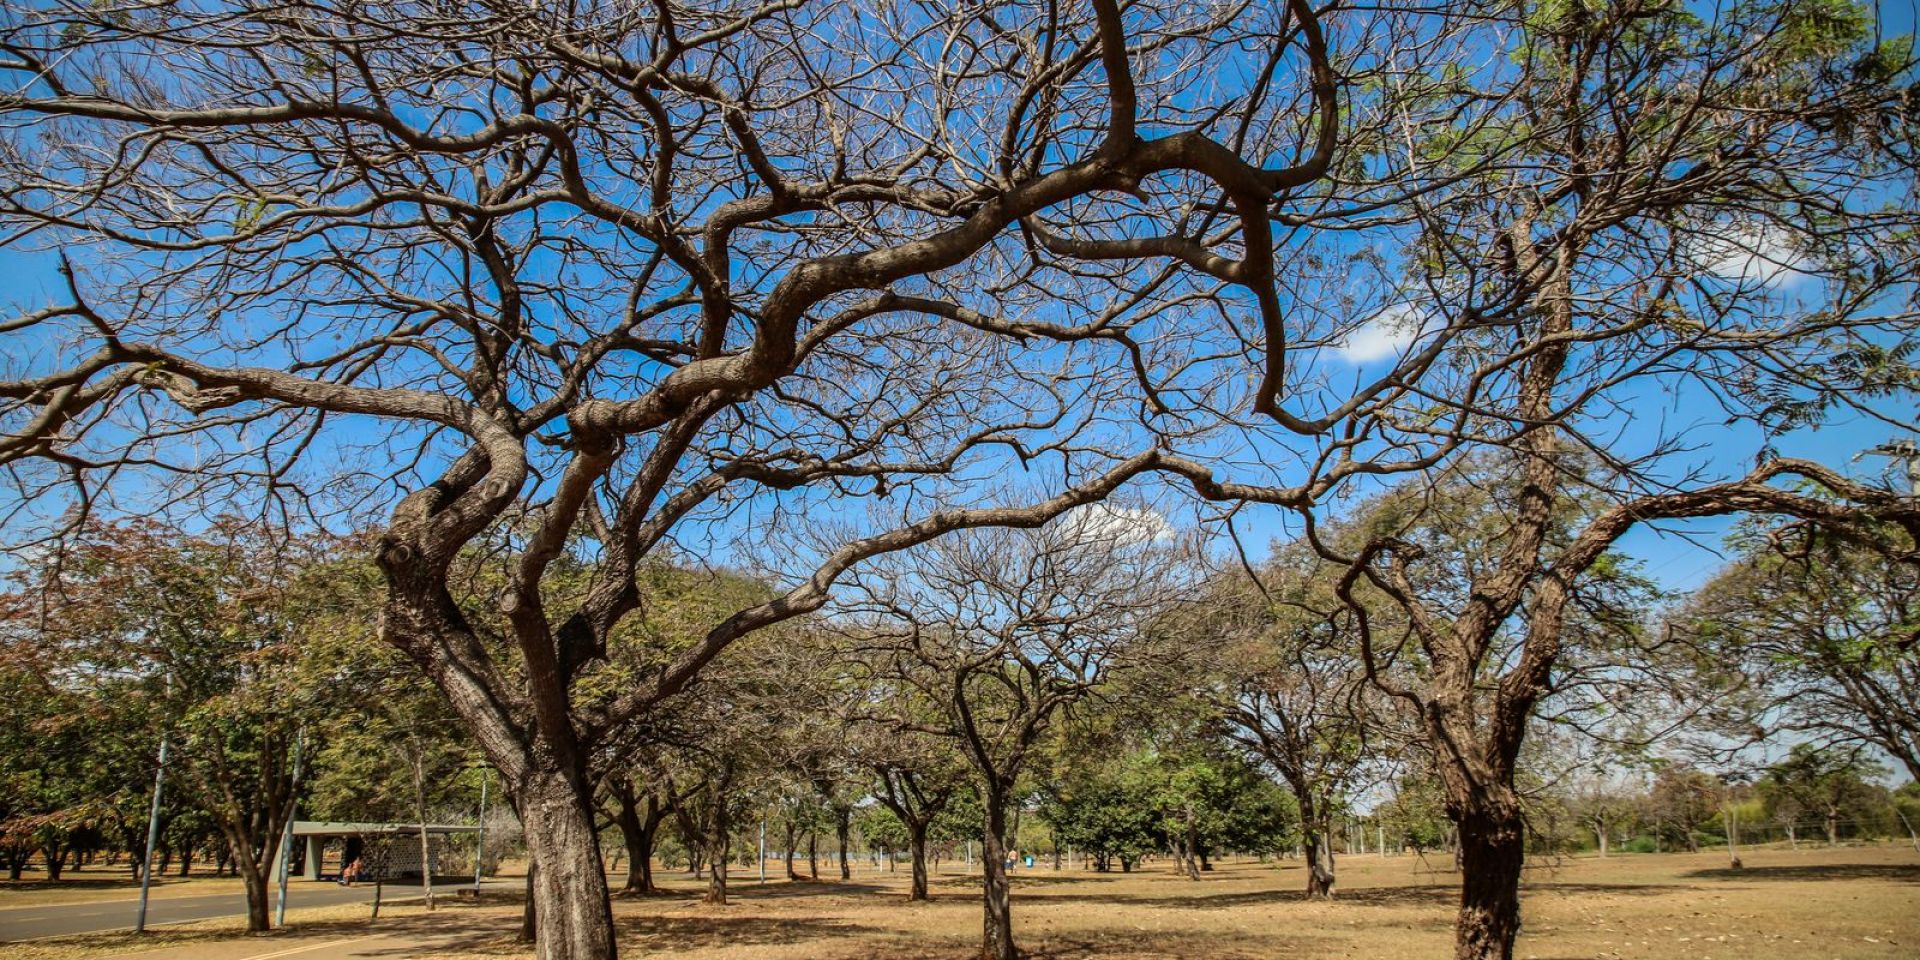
[282,820,481,881]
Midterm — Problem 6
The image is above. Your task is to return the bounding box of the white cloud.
[1334,303,1429,364]
[1695,223,1810,287]
[1056,503,1174,547]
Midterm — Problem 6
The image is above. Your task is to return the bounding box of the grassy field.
[8,844,1916,960]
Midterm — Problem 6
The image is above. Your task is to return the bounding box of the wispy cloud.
[1333,303,1429,364]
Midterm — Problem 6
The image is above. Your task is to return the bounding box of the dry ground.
[8,844,1916,960]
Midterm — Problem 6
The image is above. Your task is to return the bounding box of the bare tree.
[0,1,1355,955]
[866,731,967,902]
[1333,455,1918,959]
[6,4,1917,959]
[838,504,1189,960]
[1185,545,1389,898]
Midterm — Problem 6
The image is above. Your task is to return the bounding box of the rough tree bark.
[1453,802,1526,960]
[979,786,1016,960]
[836,808,853,882]
[607,777,669,897]
[519,774,617,960]
[907,822,931,902]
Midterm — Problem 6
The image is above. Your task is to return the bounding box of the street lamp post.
[133,729,170,934]
[473,769,489,893]
[273,728,307,929]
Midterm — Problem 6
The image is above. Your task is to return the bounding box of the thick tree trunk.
[980,793,1015,960]
[907,822,930,901]
[1825,807,1839,847]
[609,783,661,898]
[703,825,730,906]
[235,851,271,933]
[1303,829,1334,899]
[618,819,655,896]
[1174,833,1200,881]
[705,849,728,904]
[836,810,852,881]
[807,831,818,880]
[1452,806,1526,960]
[519,773,620,960]
[43,843,64,881]
[1296,791,1334,898]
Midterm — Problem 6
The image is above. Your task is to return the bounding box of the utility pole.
[273,727,307,929]
[408,739,435,912]
[133,728,170,934]
[473,769,489,893]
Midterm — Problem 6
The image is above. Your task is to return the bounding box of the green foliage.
[1758,744,1886,834]
[0,518,386,898]
[1041,748,1297,870]
[856,805,909,853]
[1039,754,1159,870]
[1378,765,1450,852]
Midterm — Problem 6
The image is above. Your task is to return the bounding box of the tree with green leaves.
[1679,520,1919,783]
[1758,744,1886,847]
[1040,752,1160,874]
[1,520,361,930]
[1147,748,1298,878]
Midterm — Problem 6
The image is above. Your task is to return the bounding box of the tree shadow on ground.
[1681,863,1920,883]
[935,871,1129,890]
[709,879,895,899]
[1021,929,1344,960]
[615,913,887,952]
[345,910,888,959]
[1022,880,1683,912]
[835,927,1347,960]
[11,910,482,955]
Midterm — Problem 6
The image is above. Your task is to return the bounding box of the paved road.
[0,881,445,942]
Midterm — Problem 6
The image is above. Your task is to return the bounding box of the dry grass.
[11,844,1917,960]
[427,845,1920,960]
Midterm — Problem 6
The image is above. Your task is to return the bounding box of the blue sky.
[2,0,1915,603]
